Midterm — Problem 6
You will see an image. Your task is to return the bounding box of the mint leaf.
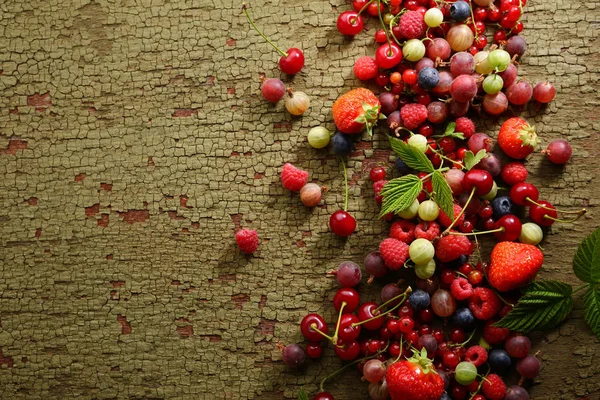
[583,286,600,340]
[573,227,600,284]
[494,280,573,333]
[431,171,454,221]
[464,150,487,171]
[389,137,434,173]
[379,175,423,218]
[298,388,309,400]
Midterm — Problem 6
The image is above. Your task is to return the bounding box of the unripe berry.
[409,238,435,264]
[519,222,543,245]
[415,259,437,279]
[399,199,420,219]
[418,200,440,221]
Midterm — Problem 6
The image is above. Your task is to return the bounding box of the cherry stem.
[526,197,587,215]
[428,145,465,169]
[242,3,288,57]
[310,323,334,342]
[448,227,504,237]
[544,213,585,223]
[449,328,477,347]
[376,286,412,312]
[353,288,412,328]
[443,187,475,234]
[340,156,349,212]
[376,0,393,55]
[331,302,347,344]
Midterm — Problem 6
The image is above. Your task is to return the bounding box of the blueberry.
[409,289,431,311]
[452,307,475,327]
[488,349,512,375]
[450,1,471,22]
[395,158,409,173]
[447,254,468,269]
[492,196,514,218]
[440,393,451,400]
[331,131,353,156]
[418,67,440,90]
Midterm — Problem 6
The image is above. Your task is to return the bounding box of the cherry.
[479,204,493,219]
[337,11,364,36]
[353,0,369,12]
[450,328,465,343]
[334,339,361,361]
[376,43,403,69]
[375,29,387,43]
[443,351,460,369]
[509,182,539,206]
[338,313,361,342]
[313,392,335,400]
[419,123,435,137]
[439,137,457,153]
[494,214,522,241]
[357,302,385,330]
[375,72,390,87]
[306,342,323,359]
[330,210,356,237]
[460,220,474,233]
[398,304,415,318]
[300,313,329,342]
[367,1,385,16]
[333,288,360,312]
[419,308,434,323]
[529,200,558,227]
[370,166,387,182]
[462,169,494,196]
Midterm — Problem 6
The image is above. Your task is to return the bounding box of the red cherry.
[337,11,364,36]
[367,1,385,16]
[357,302,384,330]
[300,313,328,342]
[334,339,361,361]
[279,48,305,75]
[306,342,323,359]
[529,200,557,227]
[510,182,539,206]
[370,166,387,182]
[375,43,403,69]
[353,0,369,12]
[313,392,335,400]
[375,29,387,43]
[494,214,522,241]
[419,123,435,137]
[462,169,494,196]
[338,314,361,342]
[443,351,460,369]
[333,288,360,312]
[330,210,356,237]
[398,304,414,318]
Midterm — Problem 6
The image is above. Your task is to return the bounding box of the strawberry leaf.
[431,171,454,221]
[573,226,600,284]
[583,286,600,340]
[389,137,434,173]
[298,388,309,400]
[379,175,423,218]
[494,280,573,333]
[464,150,487,171]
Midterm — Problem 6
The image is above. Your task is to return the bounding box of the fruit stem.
[449,328,477,347]
[242,3,288,57]
[310,323,335,342]
[448,227,504,237]
[376,286,412,312]
[376,0,393,55]
[331,302,347,344]
[526,197,587,215]
[353,287,412,327]
[340,156,349,212]
[443,187,476,234]
[428,145,465,169]
[544,212,586,223]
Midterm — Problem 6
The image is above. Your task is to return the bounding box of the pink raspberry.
[374,180,387,204]
[501,162,528,186]
[353,56,379,81]
[235,228,259,254]
[400,103,428,130]
[281,163,309,192]
[465,345,488,367]
[469,287,502,320]
[483,319,510,345]
[437,204,464,228]
[455,117,476,139]
[450,277,474,301]
[434,234,473,263]
[399,11,426,39]
[389,220,416,244]
[482,374,507,400]
[379,238,410,270]
[415,221,440,241]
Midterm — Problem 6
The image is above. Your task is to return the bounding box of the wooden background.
[0,0,598,398]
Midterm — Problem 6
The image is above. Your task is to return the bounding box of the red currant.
[306,342,323,359]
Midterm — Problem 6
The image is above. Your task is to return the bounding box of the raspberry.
[353,56,379,81]
[450,277,474,301]
[501,162,528,186]
[482,374,507,400]
[499,303,513,318]
[437,204,463,228]
[465,345,488,367]
[374,180,387,204]
[379,238,410,270]
[399,11,426,39]
[389,220,416,244]
[235,228,259,254]
[415,221,441,241]
[483,319,510,345]
[400,103,428,130]
[455,117,476,139]
[434,234,473,263]
[281,163,309,192]
[468,287,502,320]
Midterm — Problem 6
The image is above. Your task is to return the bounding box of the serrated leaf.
[583,286,600,340]
[431,171,454,221]
[444,122,456,135]
[388,137,434,173]
[379,175,423,218]
[573,227,600,284]
[494,280,573,333]
[464,150,487,170]
[298,388,309,400]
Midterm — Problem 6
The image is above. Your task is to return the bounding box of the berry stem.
[376,0,393,55]
[526,197,587,215]
[376,286,412,312]
[242,3,288,57]
[428,145,465,169]
[448,227,504,236]
[331,301,347,344]
[353,288,412,327]
[443,187,476,234]
[448,328,477,347]
[544,212,586,223]
[340,156,349,212]
[310,323,335,342]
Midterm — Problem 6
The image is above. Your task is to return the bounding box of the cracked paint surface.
[0,0,598,399]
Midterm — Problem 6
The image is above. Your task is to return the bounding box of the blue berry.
[409,289,431,311]
[332,131,353,156]
[450,1,471,22]
[452,307,475,327]
[395,158,409,173]
[492,196,514,218]
[488,349,512,375]
[440,393,451,400]
[418,67,440,90]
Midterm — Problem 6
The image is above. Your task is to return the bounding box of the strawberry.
[386,348,444,400]
[332,88,382,136]
[497,117,538,159]
[488,242,544,292]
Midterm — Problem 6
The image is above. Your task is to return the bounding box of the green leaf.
[388,137,434,173]
[431,171,454,221]
[494,280,573,333]
[573,227,600,284]
[444,122,456,135]
[583,286,600,340]
[297,388,309,400]
[464,150,487,171]
[379,175,423,218]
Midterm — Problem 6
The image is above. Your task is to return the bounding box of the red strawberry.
[488,242,544,292]
[386,349,444,400]
[497,117,538,159]
[332,88,382,136]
